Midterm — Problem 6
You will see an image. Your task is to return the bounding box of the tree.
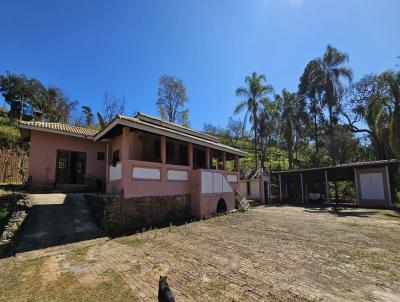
[97,112,106,128]
[299,45,353,165]
[275,90,308,170]
[0,72,78,123]
[234,72,274,168]
[257,97,280,170]
[81,106,94,126]
[0,71,47,120]
[299,59,325,155]
[103,93,126,123]
[381,71,400,160]
[343,71,400,160]
[156,75,189,126]
[44,87,78,123]
[225,118,245,148]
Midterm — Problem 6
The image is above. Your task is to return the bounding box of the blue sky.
[0,0,399,130]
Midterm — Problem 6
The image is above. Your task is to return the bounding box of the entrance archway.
[217,198,227,213]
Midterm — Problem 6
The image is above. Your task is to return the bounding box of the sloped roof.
[19,113,248,156]
[240,168,265,180]
[94,114,247,156]
[135,113,220,143]
[271,159,400,175]
[19,121,97,139]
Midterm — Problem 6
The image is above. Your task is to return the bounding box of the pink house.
[20,113,248,218]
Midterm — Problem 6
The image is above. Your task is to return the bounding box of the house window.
[97,152,105,161]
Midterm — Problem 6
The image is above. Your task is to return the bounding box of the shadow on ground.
[15,193,104,254]
[264,203,381,218]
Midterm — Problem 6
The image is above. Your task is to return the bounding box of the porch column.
[105,141,111,192]
[279,173,282,203]
[325,170,330,205]
[222,151,226,170]
[235,155,240,173]
[161,136,166,164]
[205,147,210,169]
[285,183,288,199]
[121,127,130,160]
[354,168,359,205]
[385,166,392,207]
[188,143,193,168]
[300,173,304,203]
[259,172,265,205]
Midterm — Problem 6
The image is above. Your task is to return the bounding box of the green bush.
[0,125,23,149]
[0,107,10,126]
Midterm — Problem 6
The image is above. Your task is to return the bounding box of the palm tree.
[301,45,353,164]
[299,59,325,155]
[234,72,274,168]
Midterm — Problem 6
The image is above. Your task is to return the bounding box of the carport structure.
[270,160,399,208]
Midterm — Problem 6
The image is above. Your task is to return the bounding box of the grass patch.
[382,210,400,218]
[205,278,228,298]
[0,257,138,302]
[344,222,365,228]
[115,236,147,247]
[68,246,91,261]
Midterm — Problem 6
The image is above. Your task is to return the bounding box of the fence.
[0,148,29,184]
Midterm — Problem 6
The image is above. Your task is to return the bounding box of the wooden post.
[305,182,308,203]
[105,141,111,188]
[235,155,240,173]
[188,143,193,168]
[325,170,330,205]
[279,174,282,203]
[285,183,288,199]
[205,147,210,169]
[354,168,359,205]
[121,127,130,160]
[222,151,226,171]
[300,172,304,203]
[161,136,166,164]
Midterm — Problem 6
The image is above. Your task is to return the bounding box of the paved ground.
[1,203,399,301]
[16,193,104,253]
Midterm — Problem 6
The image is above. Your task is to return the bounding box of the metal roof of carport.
[271,159,400,181]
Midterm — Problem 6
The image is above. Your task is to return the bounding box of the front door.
[55,150,86,184]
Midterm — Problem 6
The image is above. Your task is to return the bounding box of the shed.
[270,160,399,208]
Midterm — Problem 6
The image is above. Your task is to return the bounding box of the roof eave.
[19,124,95,140]
[94,118,248,157]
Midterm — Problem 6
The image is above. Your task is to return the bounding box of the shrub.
[0,125,22,148]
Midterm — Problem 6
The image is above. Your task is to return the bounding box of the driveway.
[1,205,398,301]
[16,193,104,254]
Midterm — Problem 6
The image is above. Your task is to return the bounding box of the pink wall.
[29,130,106,185]
[122,160,191,197]
[104,127,242,218]
[190,169,238,218]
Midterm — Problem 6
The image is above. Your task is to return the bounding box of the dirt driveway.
[16,193,104,253]
[1,205,399,301]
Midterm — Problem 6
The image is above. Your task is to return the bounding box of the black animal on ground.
[158,276,175,302]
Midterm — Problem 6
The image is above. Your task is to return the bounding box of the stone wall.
[0,148,29,184]
[0,193,30,258]
[85,194,191,235]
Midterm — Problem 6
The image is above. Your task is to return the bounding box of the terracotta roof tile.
[19,121,97,138]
